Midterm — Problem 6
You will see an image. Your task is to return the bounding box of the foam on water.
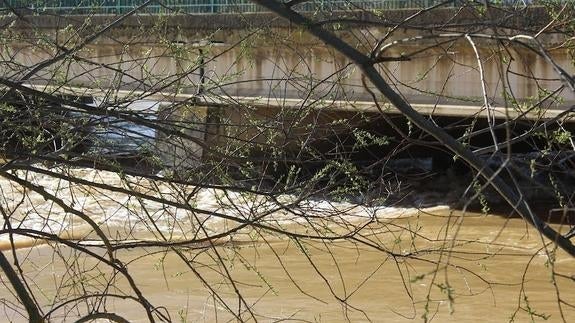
[0,166,449,249]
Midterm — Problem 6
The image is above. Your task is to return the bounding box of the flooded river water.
[0,167,573,322]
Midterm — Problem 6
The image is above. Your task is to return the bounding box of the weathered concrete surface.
[1,7,573,110]
[156,103,207,168]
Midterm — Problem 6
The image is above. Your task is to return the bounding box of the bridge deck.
[21,84,573,122]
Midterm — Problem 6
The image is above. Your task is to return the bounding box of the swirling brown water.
[0,168,573,322]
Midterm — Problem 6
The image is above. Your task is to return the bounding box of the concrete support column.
[156,103,207,170]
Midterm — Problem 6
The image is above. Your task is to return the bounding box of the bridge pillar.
[156,103,207,170]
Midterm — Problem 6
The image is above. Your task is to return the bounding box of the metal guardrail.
[0,1,471,15]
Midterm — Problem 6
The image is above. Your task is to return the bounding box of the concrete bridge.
[1,7,574,168]
[2,7,573,109]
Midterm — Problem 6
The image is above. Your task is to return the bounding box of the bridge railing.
[0,0,534,15]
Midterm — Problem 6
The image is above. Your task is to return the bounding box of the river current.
[0,165,573,322]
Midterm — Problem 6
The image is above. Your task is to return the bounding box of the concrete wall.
[156,103,207,168]
[2,8,572,107]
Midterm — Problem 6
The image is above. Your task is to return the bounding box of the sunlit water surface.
[0,167,573,322]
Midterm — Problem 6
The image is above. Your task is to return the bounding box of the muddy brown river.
[0,167,573,322]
